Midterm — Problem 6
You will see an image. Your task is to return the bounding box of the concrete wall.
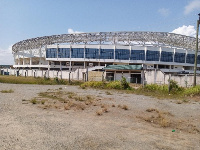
[1,68,86,81]
[145,69,200,87]
[88,71,103,81]
[2,68,200,87]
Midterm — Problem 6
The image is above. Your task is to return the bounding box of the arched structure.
[12,31,200,83]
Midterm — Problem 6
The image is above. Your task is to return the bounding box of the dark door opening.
[130,74,141,84]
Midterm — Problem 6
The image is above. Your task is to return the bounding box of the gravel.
[0,83,199,150]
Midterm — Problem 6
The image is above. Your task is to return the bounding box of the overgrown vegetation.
[80,79,200,100]
[80,77,131,90]
[2,75,200,100]
[0,75,83,85]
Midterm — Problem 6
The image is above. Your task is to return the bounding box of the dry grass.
[146,108,158,112]
[122,105,128,110]
[64,104,71,110]
[103,108,109,113]
[1,89,14,93]
[96,110,103,116]
[139,108,171,128]
[105,91,112,95]
[30,98,38,104]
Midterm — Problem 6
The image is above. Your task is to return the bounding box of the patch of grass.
[142,109,171,128]
[41,100,46,105]
[96,110,103,116]
[118,104,121,108]
[0,75,68,85]
[67,92,76,99]
[146,108,158,112]
[75,103,86,110]
[105,91,112,95]
[30,98,38,104]
[122,105,128,110]
[112,104,115,107]
[1,89,14,93]
[74,96,84,101]
[64,104,71,110]
[38,91,65,101]
[103,108,109,113]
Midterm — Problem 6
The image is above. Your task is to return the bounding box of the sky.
[0,0,200,65]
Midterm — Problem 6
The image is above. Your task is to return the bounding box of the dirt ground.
[0,83,200,150]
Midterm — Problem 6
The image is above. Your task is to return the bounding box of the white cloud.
[158,8,170,17]
[0,45,14,65]
[68,28,83,34]
[184,0,200,15]
[171,25,196,37]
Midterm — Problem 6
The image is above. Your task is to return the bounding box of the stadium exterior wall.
[9,31,200,85]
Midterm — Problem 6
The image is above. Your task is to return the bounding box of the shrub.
[184,85,200,97]
[41,100,45,104]
[106,81,121,89]
[30,98,37,104]
[169,80,184,93]
[80,81,106,89]
[120,77,130,89]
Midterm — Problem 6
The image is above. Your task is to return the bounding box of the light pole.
[193,13,200,87]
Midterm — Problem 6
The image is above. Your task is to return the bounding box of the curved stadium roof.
[12,31,200,52]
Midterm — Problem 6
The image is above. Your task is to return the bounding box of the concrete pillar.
[23,50,25,65]
[144,47,147,61]
[114,45,116,62]
[159,47,162,62]
[154,69,157,84]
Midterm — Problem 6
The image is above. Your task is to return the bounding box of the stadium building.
[10,31,200,85]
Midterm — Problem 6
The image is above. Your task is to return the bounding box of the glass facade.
[46,48,57,58]
[46,47,199,66]
[115,49,130,60]
[100,49,114,59]
[161,51,173,62]
[85,48,99,59]
[58,48,70,58]
[146,50,160,61]
[174,52,185,63]
[186,54,195,64]
[130,50,145,60]
[71,48,84,58]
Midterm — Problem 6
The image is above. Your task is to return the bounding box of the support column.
[144,46,147,61]
[47,61,50,78]
[23,50,25,65]
[60,61,62,79]
[154,69,157,84]
[114,45,116,62]
[159,47,162,62]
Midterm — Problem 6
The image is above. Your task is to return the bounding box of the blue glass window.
[146,50,160,61]
[197,55,200,64]
[161,51,173,62]
[46,48,57,58]
[174,52,185,63]
[130,50,145,60]
[115,49,129,60]
[71,48,84,58]
[58,48,70,58]
[100,49,114,59]
[186,54,195,64]
[85,48,99,59]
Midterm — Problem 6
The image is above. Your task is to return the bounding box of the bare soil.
[0,83,200,150]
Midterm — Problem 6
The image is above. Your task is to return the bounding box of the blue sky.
[1,0,200,64]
